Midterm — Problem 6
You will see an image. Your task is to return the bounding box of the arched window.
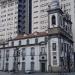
[52,15,56,25]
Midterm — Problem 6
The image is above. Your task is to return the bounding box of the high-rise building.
[0,0,31,41]
[32,0,50,33]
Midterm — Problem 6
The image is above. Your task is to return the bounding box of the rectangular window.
[12,41,14,46]
[6,50,9,61]
[22,48,26,60]
[52,43,56,51]
[34,0,38,3]
[35,38,38,44]
[27,39,29,45]
[34,5,38,8]
[64,43,66,52]
[13,50,16,57]
[1,5,6,9]
[53,60,57,65]
[61,43,63,52]
[6,50,9,57]
[5,63,9,71]
[8,3,14,7]
[22,62,25,72]
[45,37,47,42]
[15,1,18,4]
[13,62,16,71]
[40,47,46,54]
[67,44,69,53]
[53,52,56,55]
[31,47,35,56]
[0,50,1,60]
[19,40,21,45]
[34,11,38,13]
[31,62,34,71]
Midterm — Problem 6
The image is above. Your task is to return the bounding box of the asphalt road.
[0,71,75,75]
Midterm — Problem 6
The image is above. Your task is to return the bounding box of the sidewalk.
[0,71,75,75]
[10,72,75,75]
[0,71,10,75]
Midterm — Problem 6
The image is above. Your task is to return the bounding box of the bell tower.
[47,0,73,72]
[48,0,63,29]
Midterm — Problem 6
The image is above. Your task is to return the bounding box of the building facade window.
[52,43,56,51]
[31,62,34,71]
[22,48,26,60]
[35,38,38,44]
[27,39,29,45]
[6,50,9,61]
[13,62,16,71]
[40,47,46,54]
[0,50,1,60]
[64,43,66,52]
[61,43,63,52]
[53,59,57,65]
[31,47,35,60]
[12,41,14,46]
[5,63,9,71]
[19,40,21,45]
[22,62,25,72]
[59,16,63,26]
[52,15,56,25]
[31,47,35,56]
[8,3,14,7]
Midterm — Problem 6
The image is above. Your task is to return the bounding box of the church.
[0,0,74,73]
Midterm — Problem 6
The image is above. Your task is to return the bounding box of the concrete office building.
[0,0,74,72]
[32,0,50,32]
[0,0,31,41]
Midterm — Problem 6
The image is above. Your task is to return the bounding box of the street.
[0,71,75,75]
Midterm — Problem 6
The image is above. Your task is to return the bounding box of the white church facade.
[0,31,74,72]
